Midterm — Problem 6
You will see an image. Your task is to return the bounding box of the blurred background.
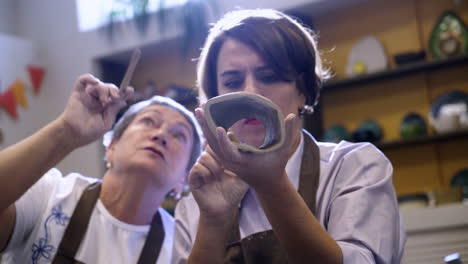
[0,0,467,263]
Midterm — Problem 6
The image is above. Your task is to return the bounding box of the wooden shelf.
[375,130,468,150]
[322,55,468,92]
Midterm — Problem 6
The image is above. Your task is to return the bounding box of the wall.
[0,0,17,35]
[1,0,336,178]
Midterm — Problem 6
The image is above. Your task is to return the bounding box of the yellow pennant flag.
[11,80,28,109]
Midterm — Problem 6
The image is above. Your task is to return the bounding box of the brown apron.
[224,133,320,264]
[52,182,165,264]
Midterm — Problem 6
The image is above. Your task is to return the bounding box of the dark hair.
[197,9,329,107]
[103,96,203,171]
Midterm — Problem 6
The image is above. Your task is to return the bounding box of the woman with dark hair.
[173,9,405,264]
[0,74,203,263]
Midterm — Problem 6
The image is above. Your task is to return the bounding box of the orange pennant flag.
[27,65,45,94]
[11,80,28,109]
[0,88,18,120]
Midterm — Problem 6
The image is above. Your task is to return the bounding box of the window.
[76,0,188,32]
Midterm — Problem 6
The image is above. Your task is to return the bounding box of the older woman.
[173,9,405,264]
[0,74,202,263]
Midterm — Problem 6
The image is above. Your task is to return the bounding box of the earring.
[171,182,188,200]
[106,161,112,169]
[167,189,182,200]
[298,105,314,116]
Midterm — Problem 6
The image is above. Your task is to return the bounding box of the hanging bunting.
[0,34,46,121]
[0,88,18,119]
[11,80,28,109]
[27,65,45,95]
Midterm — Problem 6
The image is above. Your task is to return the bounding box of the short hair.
[197,9,329,107]
[103,96,203,171]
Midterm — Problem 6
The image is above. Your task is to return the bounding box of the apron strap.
[52,182,165,264]
[53,182,101,264]
[137,211,165,264]
[298,132,320,216]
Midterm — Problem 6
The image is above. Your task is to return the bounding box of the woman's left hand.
[195,107,301,191]
[189,145,248,220]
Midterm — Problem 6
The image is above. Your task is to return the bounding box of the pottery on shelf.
[346,35,388,77]
[429,90,468,134]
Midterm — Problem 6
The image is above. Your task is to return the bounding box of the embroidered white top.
[2,169,174,264]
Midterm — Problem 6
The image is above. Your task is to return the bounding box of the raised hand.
[59,74,133,147]
[189,145,248,219]
[195,107,301,192]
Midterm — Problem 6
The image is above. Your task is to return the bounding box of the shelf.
[322,55,468,92]
[375,130,468,150]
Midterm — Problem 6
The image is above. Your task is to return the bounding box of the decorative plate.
[346,35,388,77]
[429,11,468,59]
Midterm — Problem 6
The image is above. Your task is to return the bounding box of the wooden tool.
[120,48,141,92]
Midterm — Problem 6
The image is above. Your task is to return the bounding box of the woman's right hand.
[189,145,248,221]
[59,74,133,147]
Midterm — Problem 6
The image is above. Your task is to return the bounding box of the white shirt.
[2,169,174,264]
[173,130,406,264]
